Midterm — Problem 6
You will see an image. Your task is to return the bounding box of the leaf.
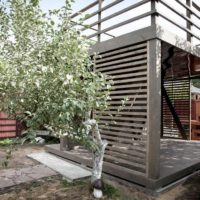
[31,0,39,7]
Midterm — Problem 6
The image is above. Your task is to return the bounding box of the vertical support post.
[60,136,68,151]
[151,0,157,25]
[186,0,192,42]
[146,39,161,180]
[189,80,192,140]
[98,0,102,42]
[16,120,23,137]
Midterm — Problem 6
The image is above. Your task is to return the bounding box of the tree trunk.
[84,112,108,198]
[91,139,107,183]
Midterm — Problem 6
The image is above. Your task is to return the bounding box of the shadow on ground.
[174,175,200,200]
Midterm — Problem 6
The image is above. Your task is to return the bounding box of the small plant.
[1,148,12,168]
[0,138,19,168]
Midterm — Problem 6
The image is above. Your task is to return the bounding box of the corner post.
[146,39,161,180]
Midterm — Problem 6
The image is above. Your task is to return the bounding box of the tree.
[0,0,111,198]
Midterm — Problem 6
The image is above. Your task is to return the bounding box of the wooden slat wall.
[162,79,190,139]
[0,112,17,138]
[94,41,148,175]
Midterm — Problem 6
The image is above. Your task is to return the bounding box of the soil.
[0,144,43,170]
[0,145,200,200]
[0,176,115,200]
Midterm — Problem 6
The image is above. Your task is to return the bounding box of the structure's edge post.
[146,39,161,180]
[189,80,191,140]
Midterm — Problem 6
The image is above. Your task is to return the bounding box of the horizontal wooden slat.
[102,135,146,145]
[99,125,146,134]
[70,0,100,18]
[100,129,146,139]
[88,10,156,39]
[99,120,146,128]
[107,141,147,152]
[96,54,147,68]
[111,83,147,90]
[107,71,147,80]
[104,154,146,170]
[106,106,147,110]
[0,120,16,123]
[105,150,145,164]
[110,89,147,95]
[102,66,147,76]
[106,145,146,158]
[96,110,147,116]
[0,129,16,133]
[95,48,147,64]
[96,115,147,122]
[109,95,147,100]
[112,77,147,84]
[82,0,150,32]
[78,0,123,21]
[96,43,147,58]
[96,60,147,72]
[0,126,16,131]
[107,101,147,105]
[0,132,16,138]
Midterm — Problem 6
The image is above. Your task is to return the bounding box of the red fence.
[0,112,21,138]
[192,100,200,121]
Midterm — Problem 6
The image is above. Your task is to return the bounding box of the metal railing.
[71,0,200,45]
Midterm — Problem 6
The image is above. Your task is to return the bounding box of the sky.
[39,0,200,45]
[40,0,94,14]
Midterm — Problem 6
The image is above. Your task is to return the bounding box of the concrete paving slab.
[0,165,57,190]
[28,152,91,181]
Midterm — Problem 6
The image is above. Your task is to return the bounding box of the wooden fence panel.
[0,112,19,138]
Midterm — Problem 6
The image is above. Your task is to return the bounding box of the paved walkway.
[0,164,57,190]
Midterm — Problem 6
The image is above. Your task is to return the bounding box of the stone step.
[28,152,91,181]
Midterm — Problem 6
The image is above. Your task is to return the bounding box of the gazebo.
[46,0,200,191]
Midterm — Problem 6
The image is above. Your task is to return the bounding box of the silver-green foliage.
[0,0,111,143]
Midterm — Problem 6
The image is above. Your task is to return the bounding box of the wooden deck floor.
[45,139,200,190]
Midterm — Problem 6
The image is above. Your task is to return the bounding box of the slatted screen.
[94,42,148,175]
[161,42,191,139]
[0,112,18,138]
[162,80,190,138]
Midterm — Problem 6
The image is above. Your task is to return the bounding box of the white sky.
[40,0,200,45]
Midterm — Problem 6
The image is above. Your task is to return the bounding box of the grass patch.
[60,179,86,188]
[0,138,13,146]
[103,183,120,199]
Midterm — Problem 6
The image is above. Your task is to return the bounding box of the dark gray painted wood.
[146,39,161,179]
